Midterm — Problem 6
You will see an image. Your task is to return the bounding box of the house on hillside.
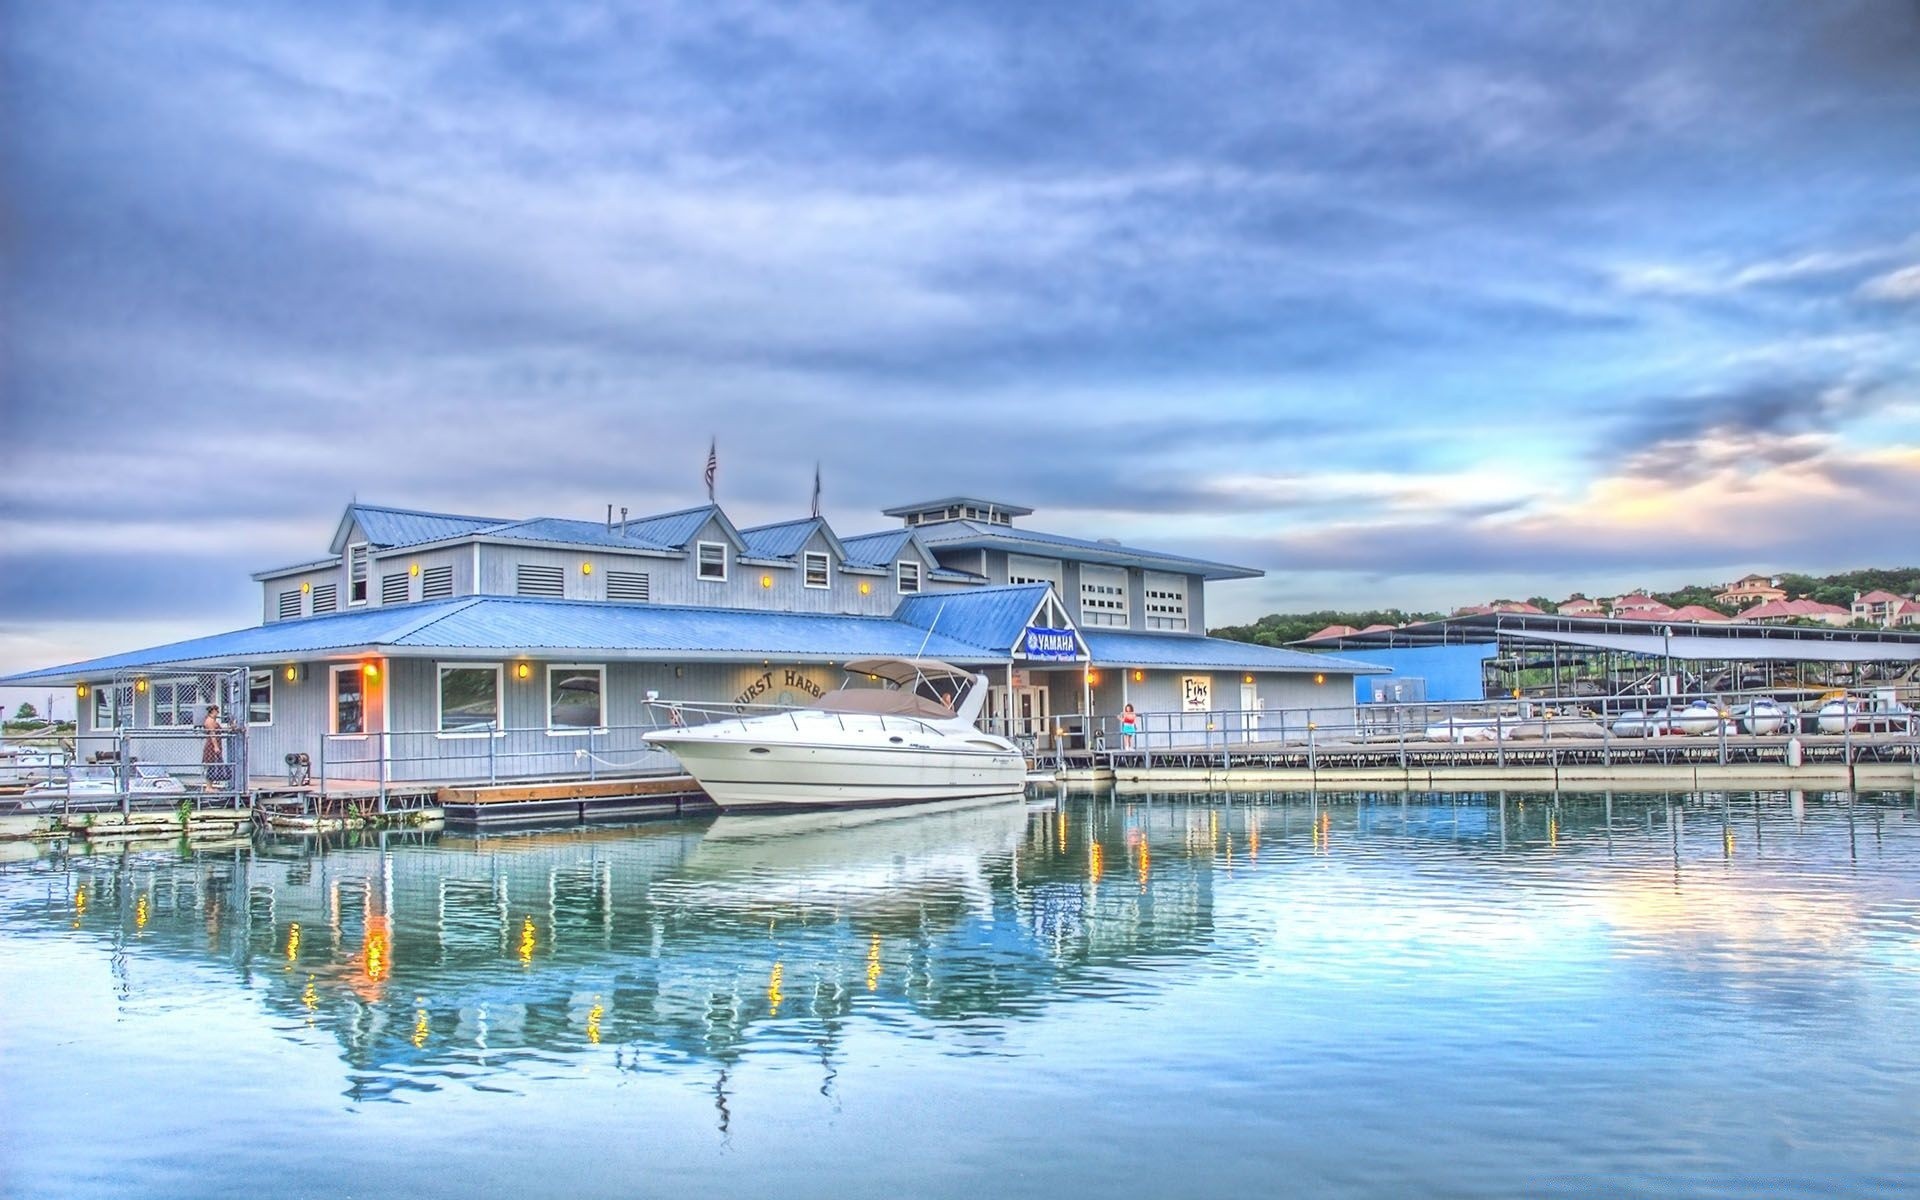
[1733,598,1851,627]
[1609,593,1676,620]
[1556,595,1605,617]
[1851,590,1915,627]
[1715,574,1787,607]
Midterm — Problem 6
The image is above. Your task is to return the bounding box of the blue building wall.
[1337,644,1496,703]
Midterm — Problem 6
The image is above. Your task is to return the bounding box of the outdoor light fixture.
[581,561,593,575]
[1313,673,1326,685]
[1087,670,1100,685]
[284,665,298,683]
[1133,670,1144,682]
[363,663,379,679]
[761,575,773,589]
[515,663,531,681]
[75,683,89,698]
[409,562,420,576]
[859,581,871,595]
[1244,674,1254,685]
[135,679,148,693]
[301,581,311,593]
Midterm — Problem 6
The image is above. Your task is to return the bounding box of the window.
[1144,572,1189,632]
[697,541,728,581]
[1080,565,1129,628]
[151,680,202,727]
[333,667,365,735]
[347,544,369,605]
[516,564,565,597]
[381,572,412,605]
[248,669,274,727]
[897,560,921,594]
[421,564,454,600]
[607,570,650,602]
[277,589,302,620]
[1007,555,1063,591]
[804,551,831,589]
[548,665,605,731]
[437,665,501,734]
[312,583,338,613]
[92,683,130,729]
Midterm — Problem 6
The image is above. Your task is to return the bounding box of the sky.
[4,0,1920,707]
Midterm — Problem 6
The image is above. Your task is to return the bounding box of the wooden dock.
[436,773,711,827]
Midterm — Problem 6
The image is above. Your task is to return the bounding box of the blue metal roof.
[894,584,1057,654]
[840,529,914,566]
[620,505,725,549]
[880,496,1034,517]
[0,600,485,682]
[1080,631,1387,673]
[347,504,509,548]
[912,520,1260,581]
[738,517,828,560]
[482,518,677,553]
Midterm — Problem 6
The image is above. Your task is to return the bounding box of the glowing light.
[284,665,298,682]
[515,662,531,681]
[1137,842,1151,892]
[581,561,593,575]
[859,581,871,595]
[586,998,603,1045]
[301,580,311,593]
[135,679,148,694]
[767,963,785,1017]
[75,683,88,698]
[518,915,536,965]
[1243,674,1254,685]
[760,574,773,589]
[362,662,379,679]
[1313,673,1326,686]
[409,562,420,576]
[866,934,882,992]
[1132,670,1144,682]
[1089,841,1104,885]
[363,917,390,983]
[135,894,149,931]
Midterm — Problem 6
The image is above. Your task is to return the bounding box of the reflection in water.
[3,788,1920,1195]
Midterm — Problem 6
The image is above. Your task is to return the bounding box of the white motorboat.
[1610,708,1672,738]
[643,658,1027,811]
[1817,697,1915,735]
[1671,700,1726,736]
[1738,699,1792,735]
[14,764,186,812]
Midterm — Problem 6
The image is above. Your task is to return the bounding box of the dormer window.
[804,551,831,589]
[897,560,921,594]
[697,541,728,581]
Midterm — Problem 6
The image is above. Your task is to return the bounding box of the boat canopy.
[843,658,975,686]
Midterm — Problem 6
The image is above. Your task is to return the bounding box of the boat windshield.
[815,689,955,719]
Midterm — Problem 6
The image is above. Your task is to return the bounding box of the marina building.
[1,494,1378,786]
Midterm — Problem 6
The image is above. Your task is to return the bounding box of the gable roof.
[333,504,509,553]
[480,517,677,553]
[620,505,743,551]
[738,517,847,562]
[893,584,1082,656]
[840,528,923,567]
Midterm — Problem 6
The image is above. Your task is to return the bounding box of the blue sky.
[4,0,1920,700]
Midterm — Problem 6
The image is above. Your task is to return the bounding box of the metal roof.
[910,520,1261,581]
[619,505,729,549]
[343,504,509,549]
[737,517,843,561]
[251,555,344,582]
[881,497,1035,518]
[1082,630,1387,674]
[481,517,677,553]
[894,584,1061,654]
[1297,611,1920,663]
[840,529,917,567]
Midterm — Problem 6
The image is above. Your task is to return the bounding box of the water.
[3,789,1918,1199]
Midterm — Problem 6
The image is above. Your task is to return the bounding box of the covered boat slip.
[1302,611,1920,705]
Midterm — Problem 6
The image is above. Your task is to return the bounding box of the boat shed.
[2,494,1381,789]
[1298,611,1920,701]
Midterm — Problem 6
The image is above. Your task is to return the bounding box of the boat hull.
[648,737,1027,811]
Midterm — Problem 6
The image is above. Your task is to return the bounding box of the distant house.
[1609,593,1676,620]
[1715,573,1787,607]
[1557,595,1605,617]
[1665,604,1734,624]
[1304,624,1361,642]
[1452,601,1545,617]
[1734,598,1851,627]
[1851,590,1912,626]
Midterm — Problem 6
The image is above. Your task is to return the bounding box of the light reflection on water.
[2,788,1918,1199]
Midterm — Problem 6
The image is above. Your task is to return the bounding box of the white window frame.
[803,551,831,590]
[1079,564,1130,628]
[151,680,201,727]
[347,543,370,606]
[1143,571,1190,632]
[1007,554,1063,591]
[330,665,368,738]
[92,683,124,729]
[897,559,922,594]
[435,663,504,739]
[697,541,729,582]
[247,669,275,728]
[545,663,607,735]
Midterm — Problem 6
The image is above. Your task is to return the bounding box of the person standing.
[1119,703,1139,751]
[202,705,230,788]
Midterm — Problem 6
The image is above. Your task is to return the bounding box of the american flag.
[704,438,717,501]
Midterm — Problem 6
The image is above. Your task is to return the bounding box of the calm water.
[3,789,1918,1200]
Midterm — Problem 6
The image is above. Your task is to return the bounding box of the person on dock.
[202,705,232,788]
[1120,703,1139,751]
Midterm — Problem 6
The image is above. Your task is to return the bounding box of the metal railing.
[318,720,683,802]
[1,726,250,816]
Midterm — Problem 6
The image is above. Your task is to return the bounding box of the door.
[989,685,1051,746]
[1240,681,1260,742]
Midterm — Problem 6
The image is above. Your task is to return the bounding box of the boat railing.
[639,699,952,739]
[1,726,251,816]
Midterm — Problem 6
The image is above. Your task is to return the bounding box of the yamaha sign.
[1022,626,1080,661]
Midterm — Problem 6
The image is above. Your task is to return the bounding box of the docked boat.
[1737,698,1792,735]
[1817,696,1915,735]
[643,657,1026,811]
[1670,700,1726,736]
[13,764,186,812]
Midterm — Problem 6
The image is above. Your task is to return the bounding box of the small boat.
[14,764,186,812]
[1737,699,1792,735]
[1610,708,1671,738]
[1671,700,1726,736]
[1818,697,1915,735]
[644,658,1026,812]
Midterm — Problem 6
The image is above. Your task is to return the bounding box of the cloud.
[1860,264,1920,302]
